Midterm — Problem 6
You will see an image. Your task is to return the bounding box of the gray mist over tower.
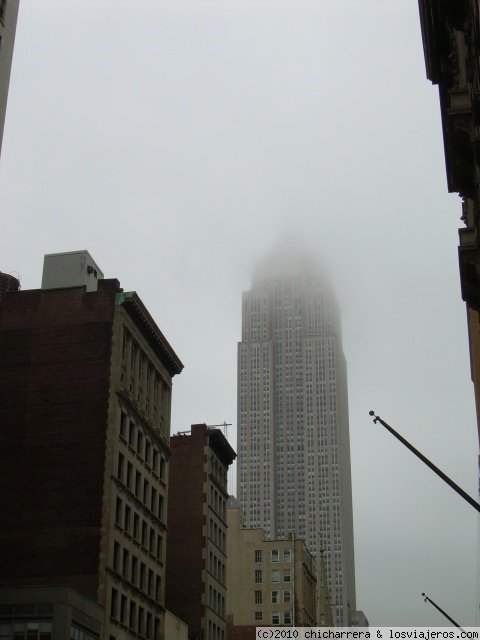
[237,243,356,626]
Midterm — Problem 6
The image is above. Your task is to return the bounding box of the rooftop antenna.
[207,421,232,437]
[422,593,463,629]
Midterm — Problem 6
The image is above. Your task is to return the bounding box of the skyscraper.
[237,249,356,625]
[0,0,20,155]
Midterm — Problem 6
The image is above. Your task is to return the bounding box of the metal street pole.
[369,411,480,513]
[422,593,463,629]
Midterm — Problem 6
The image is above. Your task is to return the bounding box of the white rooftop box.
[41,250,104,292]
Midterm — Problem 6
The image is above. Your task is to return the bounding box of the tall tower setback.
[0,0,20,156]
[237,249,356,626]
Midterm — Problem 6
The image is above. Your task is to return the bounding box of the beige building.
[226,505,332,636]
[164,611,188,640]
[0,0,20,155]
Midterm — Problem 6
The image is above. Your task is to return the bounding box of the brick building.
[0,251,183,640]
[165,424,236,640]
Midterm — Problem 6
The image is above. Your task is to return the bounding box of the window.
[115,497,122,525]
[254,569,262,584]
[122,548,129,577]
[271,590,279,604]
[120,411,127,438]
[271,570,279,583]
[124,505,131,533]
[117,453,124,481]
[113,541,120,571]
[137,431,144,455]
[110,589,118,619]
[255,612,262,621]
[148,569,153,596]
[283,590,291,603]
[120,594,127,623]
[271,612,280,625]
[271,549,279,563]
[283,569,291,582]
[135,471,141,497]
[131,557,138,584]
[255,549,262,563]
[128,421,135,446]
[129,602,137,629]
[254,591,262,604]
[145,440,152,466]
[283,549,291,562]
[284,611,292,625]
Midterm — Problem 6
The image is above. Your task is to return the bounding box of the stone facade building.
[418,0,480,443]
[226,504,331,638]
[166,424,236,640]
[0,251,183,640]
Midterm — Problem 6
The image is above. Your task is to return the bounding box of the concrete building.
[0,0,20,155]
[166,424,236,640]
[226,504,330,637]
[0,251,183,640]
[351,610,369,627]
[237,248,356,625]
[0,586,104,640]
[418,0,480,444]
[165,611,189,640]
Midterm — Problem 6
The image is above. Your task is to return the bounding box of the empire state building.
[237,249,356,625]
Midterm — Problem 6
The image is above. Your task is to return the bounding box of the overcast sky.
[1,0,479,628]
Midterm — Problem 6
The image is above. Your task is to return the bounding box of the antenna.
[207,421,232,437]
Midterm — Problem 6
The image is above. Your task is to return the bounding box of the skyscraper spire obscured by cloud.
[237,244,356,625]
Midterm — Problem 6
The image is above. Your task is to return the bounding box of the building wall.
[0,267,183,640]
[237,261,356,625]
[0,280,118,599]
[226,506,326,634]
[0,586,104,640]
[418,0,480,444]
[100,299,176,640]
[166,425,235,640]
[0,0,20,155]
[165,611,189,640]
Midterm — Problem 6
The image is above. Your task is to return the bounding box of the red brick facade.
[0,279,120,599]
